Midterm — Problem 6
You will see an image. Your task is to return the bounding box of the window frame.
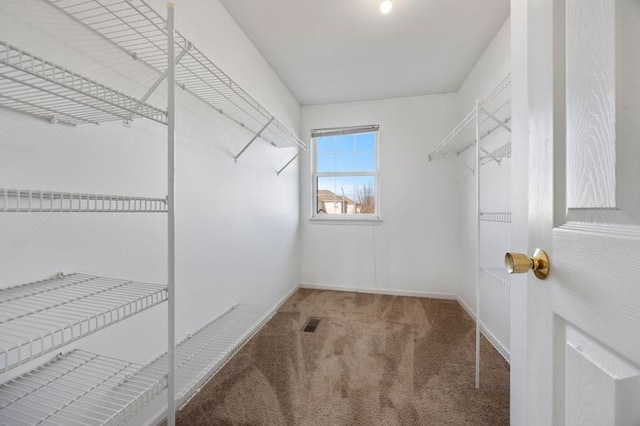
[310,125,381,224]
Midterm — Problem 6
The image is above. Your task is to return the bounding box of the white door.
[512,0,640,424]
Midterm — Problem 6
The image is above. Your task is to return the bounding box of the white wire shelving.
[428,73,511,173]
[45,0,307,172]
[480,268,511,295]
[0,188,167,213]
[479,268,511,362]
[430,73,513,389]
[0,304,272,426]
[479,141,511,166]
[0,349,166,425]
[0,273,167,373]
[0,41,167,126]
[479,211,512,223]
[141,303,271,408]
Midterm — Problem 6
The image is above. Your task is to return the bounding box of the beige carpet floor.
[175,289,510,425]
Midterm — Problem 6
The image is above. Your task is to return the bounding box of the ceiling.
[219,0,510,106]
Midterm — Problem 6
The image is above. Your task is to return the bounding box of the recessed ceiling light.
[380,0,392,14]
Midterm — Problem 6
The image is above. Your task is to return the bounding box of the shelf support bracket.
[480,108,511,133]
[445,149,474,174]
[142,48,188,103]
[276,152,300,176]
[127,46,189,122]
[234,117,274,162]
[479,146,501,165]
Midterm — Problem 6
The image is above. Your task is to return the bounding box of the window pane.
[336,134,355,152]
[355,152,375,171]
[316,175,376,215]
[336,153,356,171]
[356,133,375,152]
[316,153,336,173]
[316,136,336,154]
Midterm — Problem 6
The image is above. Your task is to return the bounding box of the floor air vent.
[303,318,320,333]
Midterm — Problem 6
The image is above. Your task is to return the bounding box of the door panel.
[563,323,640,425]
[553,0,640,422]
[566,0,616,209]
[520,0,640,423]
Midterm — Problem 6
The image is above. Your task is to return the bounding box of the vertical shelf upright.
[428,73,512,388]
[166,3,176,425]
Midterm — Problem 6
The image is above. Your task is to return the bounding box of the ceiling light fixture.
[380,0,392,14]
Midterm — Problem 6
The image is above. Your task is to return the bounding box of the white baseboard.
[456,295,476,320]
[480,323,511,363]
[455,296,511,364]
[299,282,456,300]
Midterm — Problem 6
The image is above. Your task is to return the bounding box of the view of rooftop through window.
[313,129,378,217]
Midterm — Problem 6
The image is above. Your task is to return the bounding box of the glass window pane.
[316,175,376,215]
[336,153,356,171]
[316,136,336,154]
[317,154,337,173]
[336,134,355,152]
[356,133,375,152]
[355,152,375,171]
[354,176,376,214]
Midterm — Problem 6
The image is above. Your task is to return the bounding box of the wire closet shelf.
[479,268,511,296]
[0,273,168,373]
[0,188,167,213]
[45,0,307,156]
[0,304,271,426]
[0,350,166,426]
[0,41,167,126]
[140,303,272,408]
[428,73,512,171]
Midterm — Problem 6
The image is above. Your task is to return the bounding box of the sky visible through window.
[315,132,376,214]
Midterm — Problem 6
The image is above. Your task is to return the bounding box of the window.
[311,125,379,220]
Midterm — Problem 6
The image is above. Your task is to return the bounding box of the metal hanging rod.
[0,272,168,373]
[0,188,168,213]
[45,0,307,152]
[0,350,166,425]
[0,41,168,126]
[276,152,300,176]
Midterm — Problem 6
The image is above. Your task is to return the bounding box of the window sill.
[309,216,382,226]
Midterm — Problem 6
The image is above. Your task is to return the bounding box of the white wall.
[299,94,461,297]
[299,19,511,302]
[0,0,301,386]
[455,18,512,314]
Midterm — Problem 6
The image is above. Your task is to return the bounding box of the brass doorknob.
[505,249,550,280]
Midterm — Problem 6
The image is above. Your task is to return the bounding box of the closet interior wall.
[454,19,511,369]
[299,94,461,298]
[455,18,511,314]
[0,0,302,423]
[427,18,511,383]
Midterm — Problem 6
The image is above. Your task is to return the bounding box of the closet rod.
[276,152,300,176]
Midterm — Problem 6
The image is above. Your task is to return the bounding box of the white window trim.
[310,127,381,223]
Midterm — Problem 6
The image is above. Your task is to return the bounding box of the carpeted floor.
[176,289,510,425]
